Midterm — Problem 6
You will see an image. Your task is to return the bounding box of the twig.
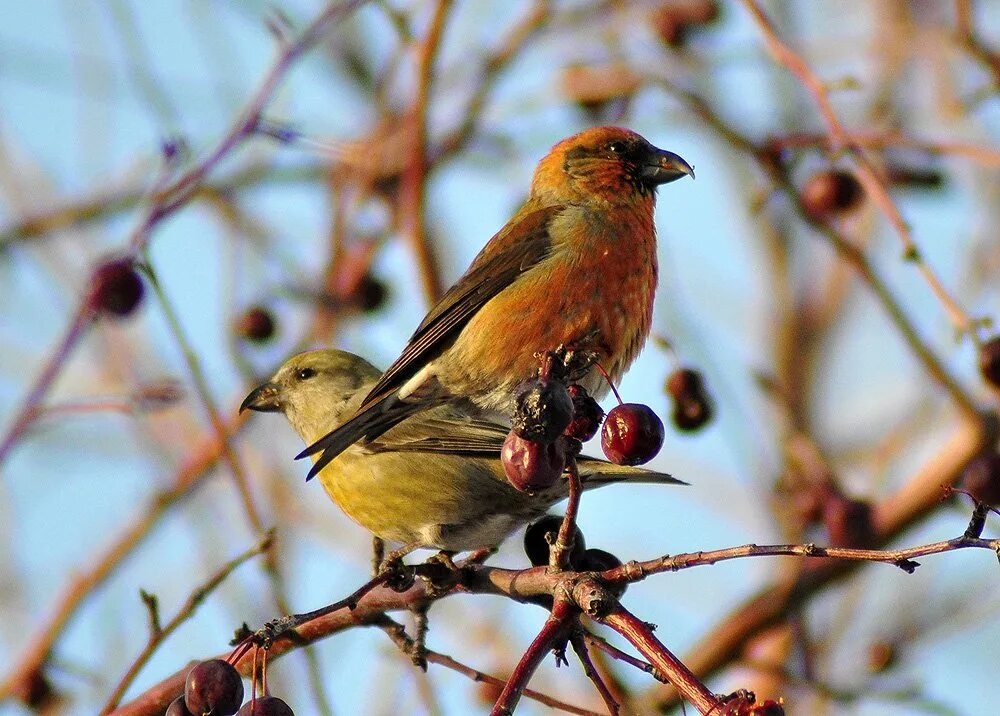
[100,533,273,713]
[740,0,979,339]
[376,615,603,716]
[0,413,249,702]
[490,599,576,716]
[584,632,670,684]
[551,458,583,569]
[569,630,620,716]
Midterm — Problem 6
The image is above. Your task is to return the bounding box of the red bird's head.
[530,126,693,206]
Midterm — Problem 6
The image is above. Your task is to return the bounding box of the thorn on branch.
[893,559,920,573]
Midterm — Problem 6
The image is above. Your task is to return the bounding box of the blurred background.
[1,0,999,714]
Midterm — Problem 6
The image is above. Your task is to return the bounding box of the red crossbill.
[241,350,684,551]
[300,126,693,480]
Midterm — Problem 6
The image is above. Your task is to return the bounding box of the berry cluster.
[166,659,293,716]
[499,359,668,492]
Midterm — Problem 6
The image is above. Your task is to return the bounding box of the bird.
[299,126,693,480]
[241,349,685,553]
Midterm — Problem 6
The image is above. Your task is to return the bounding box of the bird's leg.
[371,536,385,576]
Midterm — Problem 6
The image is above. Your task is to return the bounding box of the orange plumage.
[300,126,693,479]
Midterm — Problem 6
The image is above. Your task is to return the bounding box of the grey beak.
[640,148,695,185]
[240,382,282,413]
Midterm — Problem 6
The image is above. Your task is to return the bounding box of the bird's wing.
[358,205,561,410]
[369,416,510,456]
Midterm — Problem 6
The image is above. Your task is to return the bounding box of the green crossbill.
[242,350,684,551]
[299,126,693,480]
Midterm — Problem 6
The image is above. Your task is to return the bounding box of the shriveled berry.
[502,432,565,493]
[90,257,144,318]
[167,696,194,716]
[979,336,1000,388]
[802,170,864,220]
[236,696,294,716]
[565,384,605,441]
[524,515,586,568]
[184,659,243,716]
[666,368,713,431]
[961,451,1000,506]
[823,494,875,548]
[236,306,276,343]
[511,377,573,444]
[601,404,664,466]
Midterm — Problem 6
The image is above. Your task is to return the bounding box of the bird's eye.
[607,141,627,155]
[296,368,317,381]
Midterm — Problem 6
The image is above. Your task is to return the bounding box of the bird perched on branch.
[299,126,693,480]
[242,350,684,552]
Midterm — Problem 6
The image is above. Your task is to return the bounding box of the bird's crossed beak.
[240,382,282,413]
[640,147,695,185]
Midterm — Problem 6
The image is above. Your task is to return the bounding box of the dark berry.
[90,257,144,318]
[167,696,194,716]
[979,336,1000,388]
[961,451,1000,506]
[565,385,605,441]
[801,170,864,220]
[511,377,573,444]
[236,306,276,343]
[666,368,713,432]
[823,494,875,548]
[184,659,243,716]
[601,404,664,465]
[236,696,294,716]
[351,273,387,313]
[501,432,565,493]
[524,515,586,568]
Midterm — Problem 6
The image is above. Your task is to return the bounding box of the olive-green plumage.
[242,349,684,551]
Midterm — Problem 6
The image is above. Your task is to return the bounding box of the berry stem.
[594,363,623,405]
[551,457,582,570]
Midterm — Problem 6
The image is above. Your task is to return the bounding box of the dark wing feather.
[358,205,561,410]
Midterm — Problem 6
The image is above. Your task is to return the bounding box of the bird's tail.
[577,458,687,489]
[296,393,428,481]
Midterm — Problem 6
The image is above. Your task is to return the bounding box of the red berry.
[961,451,1000,506]
[601,404,664,465]
[650,0,720,48]
[184,659,243,716]
[236,306,276,343]
[501,431,565,493]
[565,385,605,441]
[979,336,1000,388]
[236,696,294,716]
[666,368,713,432]
[823,494,875,548]
[801,170,864,220]
[523,515,586,568]
[90,257,144,317]
[867,641,897,673]
[167,696,194,716]
[512,377,573,444]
